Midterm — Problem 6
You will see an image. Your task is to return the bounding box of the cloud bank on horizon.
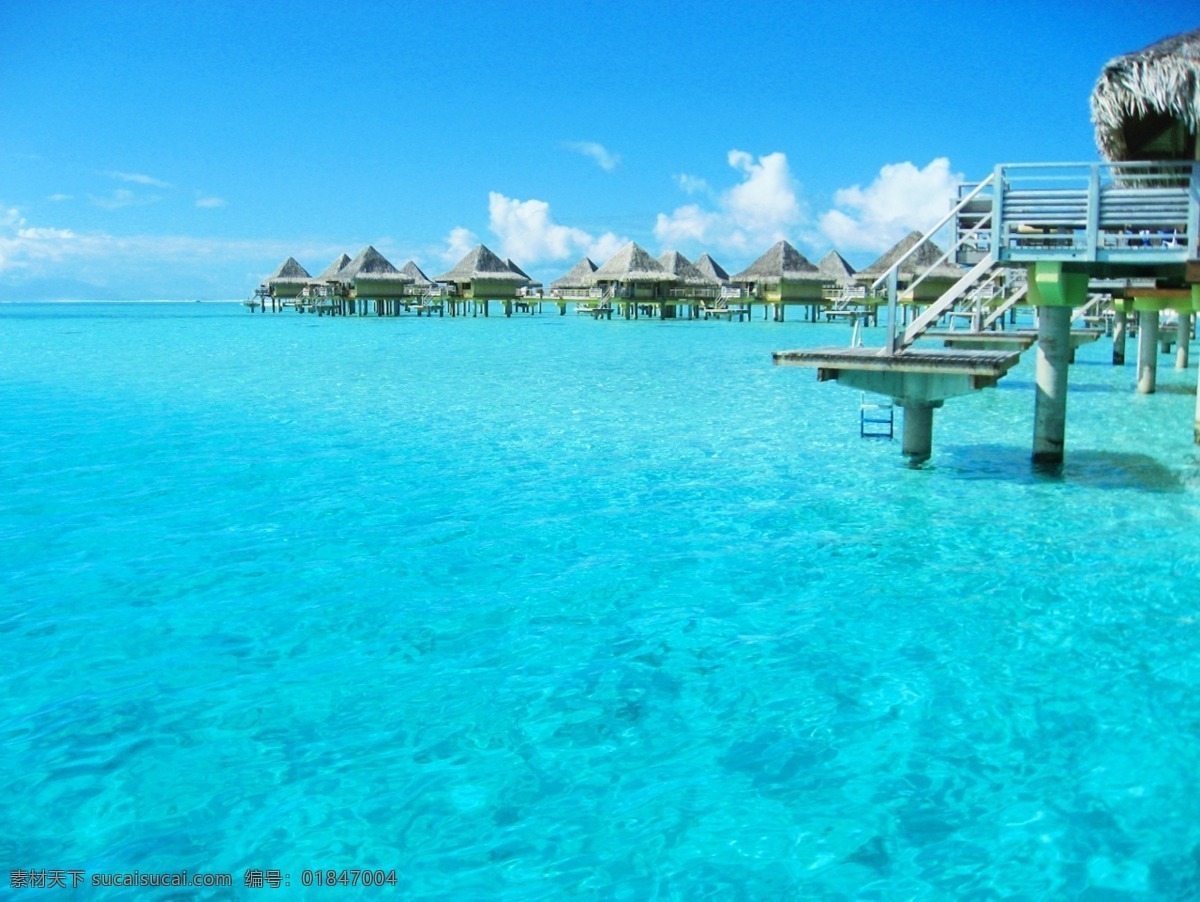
[1,150,964,295]
[437,150,963,270]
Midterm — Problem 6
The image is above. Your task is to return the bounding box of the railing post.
[1189,161,1200,261]
[992,164,1005,263]
[1086,163,1101,261]
[885,268,899,355]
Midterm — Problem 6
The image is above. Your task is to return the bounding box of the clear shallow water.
[3,302,1200,898]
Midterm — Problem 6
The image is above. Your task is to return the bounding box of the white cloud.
[441,226,478,263]
[89,188,162,210]
[654,150,803,253]
[47,193,73,203]
[106,171,172,188]
[654,204,721,245]
[675,174,709,196]
[196,196,226,208]
[486,192,626,265]
[818,158,964,252]
[0,205,330,279]
[563,141,620,172]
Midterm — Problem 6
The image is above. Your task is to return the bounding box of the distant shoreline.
[0,298,239,304]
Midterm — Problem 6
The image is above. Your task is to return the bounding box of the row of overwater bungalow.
[251,232,972,322]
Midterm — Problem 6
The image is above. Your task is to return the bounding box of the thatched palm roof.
[550,257,597,290]
[817,250,857,286]
[658,250,717,288]
[437,244,529,283]
[854,231,964,283]
[693,253,730,285]
[730,240,825,285]
[313,253,352,283]
[265,257,311,287]
[1091,29,1200,161]
[342,245,412,285]
[590,242,677,283]
[400,260,435,287]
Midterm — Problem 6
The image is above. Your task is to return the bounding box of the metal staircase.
[872,160,1199,354]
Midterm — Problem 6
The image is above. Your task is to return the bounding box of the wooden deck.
[773,346,1021,378]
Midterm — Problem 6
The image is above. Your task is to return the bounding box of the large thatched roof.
[817,250,857,286]
[1091,29,1200,161]
[590,242,677,283]
[854,231,965,284]
[693,253,730,285]
[265,257,311,287]
[550,257,597,290]
[437,244,529,283]
[658,250,717,288]
[730,240,825,285]
[342,245,412,285]
[400,260,435,287]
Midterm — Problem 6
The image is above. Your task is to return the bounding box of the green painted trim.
[1026,261,1089,308]
[1132,296,1176,312]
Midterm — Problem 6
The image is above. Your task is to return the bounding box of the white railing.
[985,161,1197,264]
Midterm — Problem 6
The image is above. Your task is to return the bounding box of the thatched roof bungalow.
[589,242,677,300]
[437,244,529,299]
[694,253,731,286]
[1091,29,1200,162]
[339,245,412,299]
[308,253,352,295]
[854,231,965,303]
[729,240,828,303]
[817,250,858,286]
[659,250,720,300]
[400,260,435,289]
[262,257,312,298]
[550,257,598,294]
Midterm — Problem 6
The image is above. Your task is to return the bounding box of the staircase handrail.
[873,174,997,354]
[870,175,995,294]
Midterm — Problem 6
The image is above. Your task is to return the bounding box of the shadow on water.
[940,443,1186,492]
[998,379,1124,395]
[1150,382,1197,396]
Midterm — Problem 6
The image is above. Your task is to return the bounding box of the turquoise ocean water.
[3,302,1200,898]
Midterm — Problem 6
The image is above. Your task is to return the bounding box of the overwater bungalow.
[346,246,412,302]
[818,250,870,322]
[658,250,720,318]
[730,240,830,321]
[550,257,598,297]
[589,242,678,319]
[299,253,353,312]
[400,260,435,290]
[694,253,731,287]
[853,231,965,305]
[817,250,858,289]
[252,257,312,310]
[549,257,598,314]
[437,244,529,316]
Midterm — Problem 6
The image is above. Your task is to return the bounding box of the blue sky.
[1,0,1196,300]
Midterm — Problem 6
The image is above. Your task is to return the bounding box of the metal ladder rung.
[859,393,894,439]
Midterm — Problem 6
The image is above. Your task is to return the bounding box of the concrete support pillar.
[900,402,938,461]
[1112,308,1127,365]
[1137,310,1160,394]
[1033,305,1072,465]
[1177,313,1191,369]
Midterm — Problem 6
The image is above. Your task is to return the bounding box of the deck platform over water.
[773,346,1021,379]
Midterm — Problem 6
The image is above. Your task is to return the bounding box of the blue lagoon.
[3,302,1200,897]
